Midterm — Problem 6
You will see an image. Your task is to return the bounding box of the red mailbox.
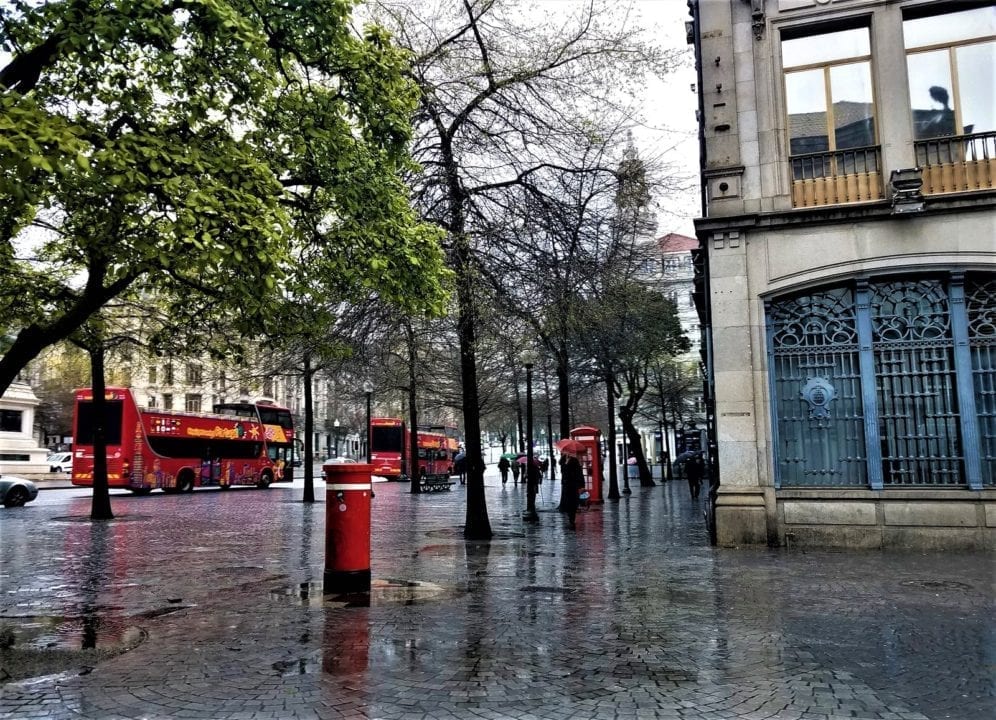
[323,463,373,594]
[569,425,603,503]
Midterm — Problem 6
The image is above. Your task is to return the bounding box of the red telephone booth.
[569,425,603,503]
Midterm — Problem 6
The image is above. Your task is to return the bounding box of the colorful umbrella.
[554,439,587,456]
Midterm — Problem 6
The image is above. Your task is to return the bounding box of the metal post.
[523,361,538,522]
[333,419,340,459]
[622,428,631,495]
[364,394,372,463]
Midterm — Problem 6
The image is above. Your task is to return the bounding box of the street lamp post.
[523,358,539,522]
[362,381,373,464]
[333,419,340,458]
[621,427,631,495]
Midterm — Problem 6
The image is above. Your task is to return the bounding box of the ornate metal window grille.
[767,273,993,489]
[871,280,962,486]
[967,277,996,486]
[768,288,867,487]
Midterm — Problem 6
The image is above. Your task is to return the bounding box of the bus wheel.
[257,471,272,489]
[130,487,152,496]
[176,470,195,493]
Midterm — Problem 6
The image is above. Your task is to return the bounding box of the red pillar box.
[324,463,373,594]
[569,425,603,503]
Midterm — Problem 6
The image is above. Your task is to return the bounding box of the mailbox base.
[323,568,371,594]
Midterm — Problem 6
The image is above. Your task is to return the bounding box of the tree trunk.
[605,371,620,501]
[406,323,422,495]
[556,343,570,438]
[458,248,491,539]
[303,352,315,503]
[618,400,654,487]
[89,346,113,520]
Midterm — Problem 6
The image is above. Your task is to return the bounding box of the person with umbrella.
[497,454,511,485]
[685,452,704,499]
[562,455,586,529]
[555,439,587,528]
[453,449,467,485]
[511,454,521,485]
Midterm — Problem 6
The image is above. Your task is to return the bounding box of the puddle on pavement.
[424,528,525,540]
[1,614,146,652]
[49,515,152,524]
[269,578,450,608]
[901,580,973,591]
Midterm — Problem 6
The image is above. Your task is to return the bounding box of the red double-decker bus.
[71,387,297,494]
[369,417,405,479]
[418,424,460,471]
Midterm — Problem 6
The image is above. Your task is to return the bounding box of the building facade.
[688,0,995,549]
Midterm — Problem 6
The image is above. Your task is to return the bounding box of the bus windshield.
[371,425,403,452]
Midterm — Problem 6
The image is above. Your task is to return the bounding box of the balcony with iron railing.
[790,145,884,208]
[915,130,996,195]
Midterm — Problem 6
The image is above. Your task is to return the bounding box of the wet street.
[1,467,993,720]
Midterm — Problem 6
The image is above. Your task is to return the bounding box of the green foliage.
[0,0,448,391]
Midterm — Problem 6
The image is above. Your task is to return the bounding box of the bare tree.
[374,0,677,538]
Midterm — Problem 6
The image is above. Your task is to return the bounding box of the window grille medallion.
[801,377,836,419]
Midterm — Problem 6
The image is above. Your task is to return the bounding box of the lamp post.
[523,357,539,522]
[333,419,340,458]
[362,381,373,464]
[621,426,631,495]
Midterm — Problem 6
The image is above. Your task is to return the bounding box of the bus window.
[74,400,125,445]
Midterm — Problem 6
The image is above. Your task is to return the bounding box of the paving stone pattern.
[1,474,993,719]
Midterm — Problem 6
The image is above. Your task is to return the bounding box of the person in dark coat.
[562,455,584,529]
[685,454,704,499]
[497,456,510,485]
[511,458,520,485]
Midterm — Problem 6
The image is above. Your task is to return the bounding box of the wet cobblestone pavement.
[1,474,993,719]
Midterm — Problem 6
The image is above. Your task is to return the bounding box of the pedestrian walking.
[511,459,520,485]
[498,456,510,485]
[562,454,584,529]
[685,454,704,499]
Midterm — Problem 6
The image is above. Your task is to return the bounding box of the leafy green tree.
[0,0,446,396]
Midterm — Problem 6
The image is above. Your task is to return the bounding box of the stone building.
[687,0,995,548]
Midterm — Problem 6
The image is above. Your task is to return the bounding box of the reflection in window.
[782,25,881,205]
[784,28,876,157]
[905,6,995,140]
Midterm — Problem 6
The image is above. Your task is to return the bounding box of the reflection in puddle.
[0,614,146,652]
[268,578,450,608]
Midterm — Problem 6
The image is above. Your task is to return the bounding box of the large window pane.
[904,7,996,49]
[907,50,955,139]
[783,28,869,68]
[957,41,995,134]
[786,69,828,155]
[830,62,875,148]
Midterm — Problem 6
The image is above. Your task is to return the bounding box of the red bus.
[369,417,405,479]
[415,431,452,489]
[418,424,460,471]
[71,387,297,494]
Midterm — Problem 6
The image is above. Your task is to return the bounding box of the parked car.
[47,452,72,473]
[0,475,38,508]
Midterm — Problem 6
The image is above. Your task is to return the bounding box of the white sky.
[629,0,700,237]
